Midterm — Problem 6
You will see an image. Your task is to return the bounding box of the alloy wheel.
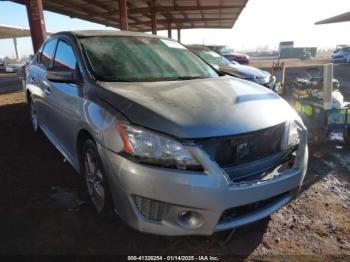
[83,148,105,213]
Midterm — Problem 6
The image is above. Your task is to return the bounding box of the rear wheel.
[29,98,39,133]
[81,139,112,214]
[343,129,350,145]
[311,129,327,144]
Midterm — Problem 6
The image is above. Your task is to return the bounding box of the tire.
[311,129,327,144]
[343,129,350,145]
[81,139,112,215]
[29,97,40,133]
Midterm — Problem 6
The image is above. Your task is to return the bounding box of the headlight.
[281,120,302,151]
[116,123,202,171]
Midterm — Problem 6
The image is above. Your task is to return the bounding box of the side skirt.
[40,123,80,173]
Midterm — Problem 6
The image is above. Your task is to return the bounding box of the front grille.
[218,192,289,224]
[195,123,285,168]
[134,195,170,222]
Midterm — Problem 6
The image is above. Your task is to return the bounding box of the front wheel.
[81,139,112,214]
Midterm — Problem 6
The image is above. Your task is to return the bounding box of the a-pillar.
[25,0,47,53]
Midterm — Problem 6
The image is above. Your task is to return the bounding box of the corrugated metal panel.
[10,0,249,31]
[279,47,317,59]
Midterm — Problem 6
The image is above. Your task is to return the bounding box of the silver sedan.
[24,31,308,236]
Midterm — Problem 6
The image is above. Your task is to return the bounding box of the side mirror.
[46,68,78,83]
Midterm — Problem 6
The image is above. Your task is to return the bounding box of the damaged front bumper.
[98,126,308,236]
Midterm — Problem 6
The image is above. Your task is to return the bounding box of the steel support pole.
[13,38,19,60]
[167,23,172,38]
[25,0,47,53]
[177,28,181,42]
[119,0,129,31]
[151,1,157,35]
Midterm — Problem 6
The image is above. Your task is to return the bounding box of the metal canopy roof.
[0,24,32,39]
[12,0,248,31]
[0,24,53,40]
[315,11,350,25]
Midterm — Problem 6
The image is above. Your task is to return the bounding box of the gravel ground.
[0,60,349,259]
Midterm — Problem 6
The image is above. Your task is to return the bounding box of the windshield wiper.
[100,76,209,82]
[170,75,209,81]
[101,77,137,82]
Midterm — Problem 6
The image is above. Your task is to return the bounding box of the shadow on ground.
[0,102,270,256]
[1,101,346,256]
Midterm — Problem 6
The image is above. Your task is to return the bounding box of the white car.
[5,63,23,73]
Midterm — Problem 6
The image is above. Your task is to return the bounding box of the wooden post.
[25,0,47,53]
[323,63,333,110]
[119,0,128,31]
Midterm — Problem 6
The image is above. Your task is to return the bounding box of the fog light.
[177,211,203,229]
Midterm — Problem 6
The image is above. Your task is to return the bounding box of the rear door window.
[53,40,77,71]
[40,39,58,68]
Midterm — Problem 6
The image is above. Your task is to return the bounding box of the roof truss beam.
[128,5,241,14]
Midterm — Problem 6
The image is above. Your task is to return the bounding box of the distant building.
[279,41,294,52]
[278,41,317,59]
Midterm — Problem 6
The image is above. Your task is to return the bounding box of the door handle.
[44,87,51,96]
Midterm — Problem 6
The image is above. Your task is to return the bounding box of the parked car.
[5,62,23,73]
[188,45,281,92]
[330,46,350,63]
[0,58,5,71]
[25,31,308,236]
[206,45,250,64]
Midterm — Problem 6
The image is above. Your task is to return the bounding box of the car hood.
[219,64,270,79]
[97,76,296,139]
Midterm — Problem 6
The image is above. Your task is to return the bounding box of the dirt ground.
[0,73,22,95]
[0,62,349,259]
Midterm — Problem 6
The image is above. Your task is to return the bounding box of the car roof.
[51,30,171,40]
[206,45,226,48]
[187,44,209,50]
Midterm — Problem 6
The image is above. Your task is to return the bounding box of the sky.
[0,0,350,58]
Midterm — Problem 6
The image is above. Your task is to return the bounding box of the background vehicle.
[188,45,280,92]
[330,46,350,63]
[0,58,5,71]
[24,31,308,236]
[5,63,22,73]
[206,45,250,64]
